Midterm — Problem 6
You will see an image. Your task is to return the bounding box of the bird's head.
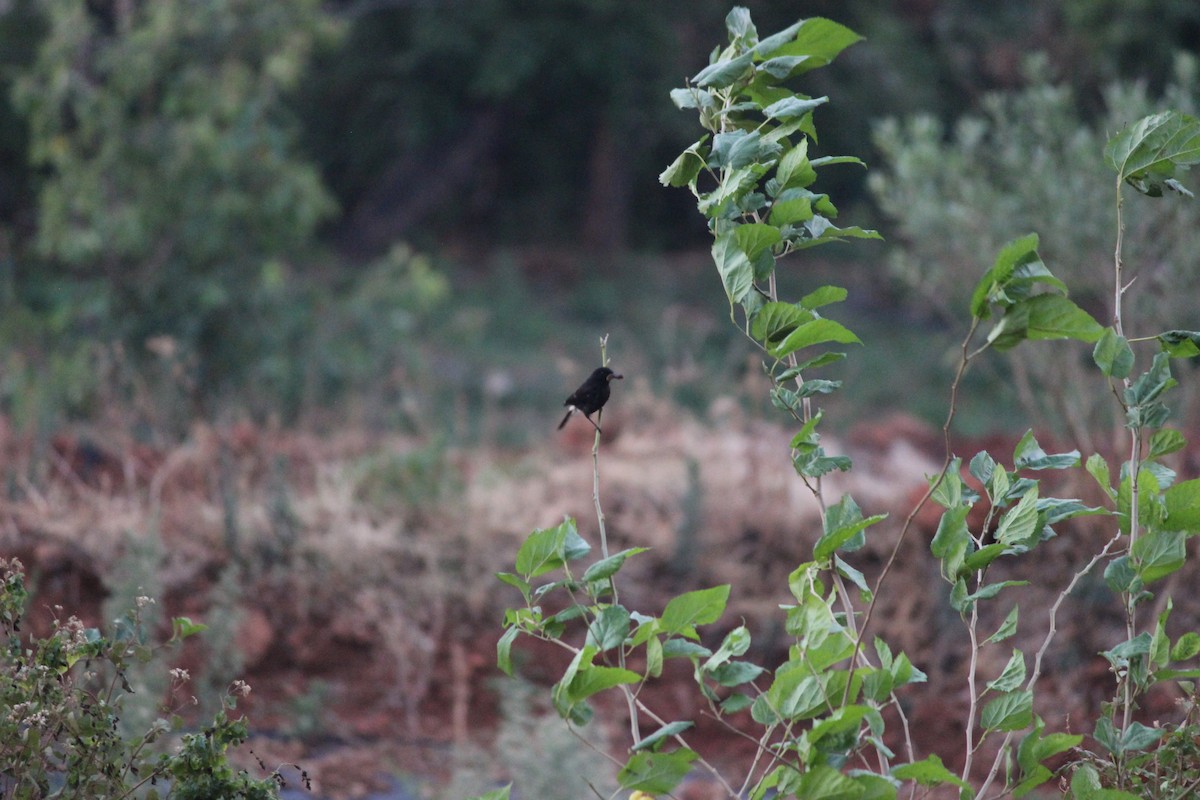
[598,367,623,382]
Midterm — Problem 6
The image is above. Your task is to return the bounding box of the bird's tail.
[557,408,574,430]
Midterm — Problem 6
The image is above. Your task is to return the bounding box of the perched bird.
[558,366,623,433]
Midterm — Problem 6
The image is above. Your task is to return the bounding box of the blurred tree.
[11,0,337,395]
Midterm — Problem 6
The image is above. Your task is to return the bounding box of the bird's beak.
[610,373,624,381]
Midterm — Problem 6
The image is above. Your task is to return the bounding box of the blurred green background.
[2,0,1200,445]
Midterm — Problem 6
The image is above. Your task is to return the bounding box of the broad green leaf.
[752,20,805,58]
[815,512,886,560]
[1157,329,1200,357]
[661,585,730,637]
[995,488,1041,550]
[987,649,1027,693]
[962,580,1029,605]
[1124,351,1175,407]
[891,754,971,791]
[692,51,754,88]
[1149,428,1186,459]
[1163,478,1200,532]
[930,505,970,579]
[776,138,816,189]
[711,130,781,170]
[769,196,814,226]
[1104,110,1200,194]
[1086,453,1115,499]
[708,660,766,686]
[659,136,709,187]
[800,285,848,309]
[773,18,864,72]
[752,301,812,345]
[970,233,1042,319]
[1094,328,1134,378]
[585,605,631,651]
[712,231,754,307]
[986,606,1020,644]
[795,764,864,800]
[763,95,828,120]
[1132,528,1186,583]
[1023,294,1103,343]
[564,663,641,704]
[981,689,1033,731]
[632,720,694,752]
[771,318,861,359]
[704,625,751,672]
[171,616,207,640]
[496,626,519,675]
[516,518,588,578]
[1171,632,1200,661]
[1070,763,1141,800]
[1013,430,1080,470]
[736,222,783,261]
[792,218,881,248]
[581,547,650,583]
[618,748,698,793]
[721,693,753,713]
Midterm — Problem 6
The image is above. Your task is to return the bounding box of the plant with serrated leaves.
[488,8,1200,800]
[0,558,291,799]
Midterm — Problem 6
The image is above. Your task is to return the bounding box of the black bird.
[558,367,623,433]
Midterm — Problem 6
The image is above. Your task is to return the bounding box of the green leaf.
[466,785,511,800]
[496,626,519,676]
[659,137,709,188]
[1086,453,1115,499]
[1163,478,1200,532]
[661,585,730,638]
[632,720,694,752]
[772,18,864,72]
[1104,110,1200,194]
[769,196,814,226]
[763,95,828,120]
[692,51,754,88]
[1132,529,1186,583]
[930,505,970,579]
[1149,428,1187,459]
[1070,763,1142,800]
[712,231,754,307]
[1013,430,1080,470]
[711,130,781,170]
[1171,632,1200,662]
[581,548,650,583]
[815,511,886,560]
[1157,329,1200,357]
[1124,351,1176,408]
[962,580,1029,606]
[585,605,631,651]
[800,285,848,309]
[704,625,751,672]
[1094,328,1135,378]
[618,749,698,794]
[995,488,1041,551]
[891,754,971,791]
[981,689,1033,731]
[970,233,1043,319]
[795,764,865,800]
[987,649,1027,692]
[771,318,861,359]
[736,222,783,262]
[707,660,766,686]
[776,138,816,189]
[987,606,1020,644]
[1022,294,1103,344]
[564,663,641,704]
[515,518,588,578]
[752,301,812,345]
[171,616,208,640]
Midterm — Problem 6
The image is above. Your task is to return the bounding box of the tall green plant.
[490,8,1200,800]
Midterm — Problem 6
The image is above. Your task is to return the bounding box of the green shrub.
[0,558,290,798]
